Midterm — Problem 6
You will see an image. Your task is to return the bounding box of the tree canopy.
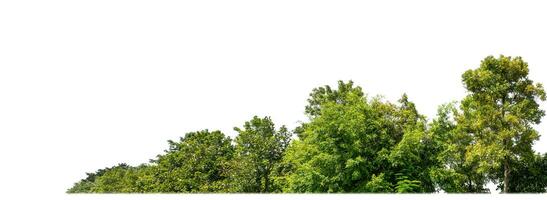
[68,55,546,193]
[460,55,546,193]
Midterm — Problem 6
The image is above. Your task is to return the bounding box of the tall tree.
[460,55,546,193]
[230,116,291,193]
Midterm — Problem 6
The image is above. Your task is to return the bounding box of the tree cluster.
[68,55,547,193]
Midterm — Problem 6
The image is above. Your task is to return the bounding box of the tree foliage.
[496,153,547,193]
[225,116,291,193]
[460,55,546,193]
[68,55,547,194]
[429,103,490,193]
[282,82,438,193]
[152,129,234,192]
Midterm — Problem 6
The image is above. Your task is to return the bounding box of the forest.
[67,55,547,193]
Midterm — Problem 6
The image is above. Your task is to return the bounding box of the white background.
[1,0,547,199]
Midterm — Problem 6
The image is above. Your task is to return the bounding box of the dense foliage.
[68,55,546,193]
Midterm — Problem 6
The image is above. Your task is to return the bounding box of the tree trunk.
[504,158,510,193]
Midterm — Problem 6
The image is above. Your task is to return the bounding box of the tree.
[67,63,547,194]
[460,55,546,193]
[153,129,234,192]
[496,153,547,193]
[67,163,129,193]
[67,163,154,193]
[387,94,438,193]
[285,83,373,192]
[429,103,489,193]
[284,81,423,192]
[92,164,139,193]
[229,116,291,193]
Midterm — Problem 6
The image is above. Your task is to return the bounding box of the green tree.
[67,62,547,194]
[67,163,154,193]
[132,164,158,192]
[496,153,547,193]
[387,94,438,193]
[284,81,417,192]
[153,129,234,192]
[67,163,129,193]
[92,164,139,193]
[285,85,372,192]
[460,55,546,193]
[229,116,291,193]
[429,103,489,193]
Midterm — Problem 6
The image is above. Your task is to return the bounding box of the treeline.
[68,55,547,193]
